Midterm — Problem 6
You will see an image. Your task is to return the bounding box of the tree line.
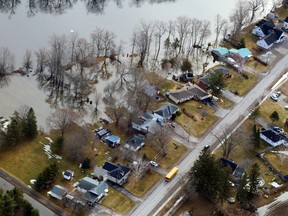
[0,187,39,216]
[0,106,38,150]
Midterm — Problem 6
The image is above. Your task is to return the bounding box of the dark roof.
[103,162,130,180]
[284,175,288,183]
[154,102,178,119]
[168,90,193,101]
[263,29,284,45]
[96,129,110,138]
[187,86,210,98]
[125,134,145,148]
[285,16,288,23]
[256,19,268,27]
[50,185,67,197]
[78,177,99,191]
[261,129,284,142]
[212,66,230,76]
[219,158,238,172]
[259,20,275,35]
[64,170,74,177]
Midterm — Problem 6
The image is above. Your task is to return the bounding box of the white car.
[150,161,159,167]
[270,91,281,101]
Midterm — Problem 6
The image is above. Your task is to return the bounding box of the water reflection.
[0,0,178,17]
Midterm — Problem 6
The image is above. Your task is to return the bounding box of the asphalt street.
[130,52,288,216]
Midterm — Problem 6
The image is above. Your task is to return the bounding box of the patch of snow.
[40,141,62,160]
[30,179,37,185]
[257,191,288,216]
[45,137,53,143]
[272,151,288,156]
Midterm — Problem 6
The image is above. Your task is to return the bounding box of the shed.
[105,135,121,147]
[48,185,68,200]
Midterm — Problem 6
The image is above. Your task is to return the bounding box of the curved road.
[130,53,288,216]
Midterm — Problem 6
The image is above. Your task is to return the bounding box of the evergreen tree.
[247,163,260,201]
[270,111,279,122]
[1,194,15,216]
[5,118,21,146]
[236,172,248,202]
[207,71,226,97]
[251,124,260,149]
[23,108,38,139]
[190,150,231,203]
[81,157,90,169]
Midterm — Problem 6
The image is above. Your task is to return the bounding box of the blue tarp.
[106,135,120,143]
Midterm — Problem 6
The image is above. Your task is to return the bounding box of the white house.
[256,29,285,50]
[260,129,287,147]
[252,19,275,38]
[63,170,74,180]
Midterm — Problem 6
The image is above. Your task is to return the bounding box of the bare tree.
[102,30,116,57]
[230,0,250,37]
[46,108,81,137]
[23,49,33,72]
[214,14,228,46]
[248,0,265,22]
[90,27,104,57]
[175,16,191,55]
[147,125,172,157]
[94,89,102,116]
[68,30,79,63]
[153,20,167,64]
[35,47,47,74]
[131,156,149,182]
[106,101,128,128]
[0,47,14,78]
[74,38,92,75]
[64,126,89,161]
[134,21,155,67]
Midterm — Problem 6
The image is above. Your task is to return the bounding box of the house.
[132,112,159,134]
[124,134,145,151]
[266,11,278,20]
[92,162,131,185]
[260,129,288,147]
[153,102,179,125]
[105,135,120,147]
[211,47,229,60]
[63,170,74,180]
[252,19,275,38]
[167,85,211,104]
[47,185,68,200]
[96,129,110,139]
[219,158,238,172]
[145,85,160,97]
[76,177,108,204]
[229,48,252,62]
[256,29,285,49]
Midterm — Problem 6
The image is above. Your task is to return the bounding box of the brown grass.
[279,80,288,96]
[246,60,268,73]
[125,170,162,197]
[101,187,135,214]
[216,96,234,109]
[175,100,218,137]
[226,71,259,96]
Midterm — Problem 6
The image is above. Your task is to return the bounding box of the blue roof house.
[105,135,120,147]
[212,47,229,57]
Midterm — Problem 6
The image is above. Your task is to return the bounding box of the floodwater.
[0,0,272,129]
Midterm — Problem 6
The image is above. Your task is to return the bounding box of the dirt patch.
[280,80,288,96]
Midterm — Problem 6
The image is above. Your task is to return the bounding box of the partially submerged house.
[124,134,145,151]
[260,129,288,147]
[76,177,108,204]
[228,48,252,62]
[92,162,131,185]
[211,47,229,60]
[167,85,211,104]
[48,185,68,200]
[252,19,275,37]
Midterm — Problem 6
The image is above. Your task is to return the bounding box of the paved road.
[0,169,69,216]
[130,52,288,216]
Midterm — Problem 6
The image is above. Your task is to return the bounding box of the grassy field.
[264,151,288,176]
[175,100,218,137]
[140,140,188,170]
[246,59,268,73]
[101,187,135,214]
[146,72,183,92]
[226,71,259,96]
[125,170,162,197]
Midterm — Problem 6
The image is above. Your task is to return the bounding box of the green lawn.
[101,187,135,214]
[175,100,218,137]
[226,71,259,96]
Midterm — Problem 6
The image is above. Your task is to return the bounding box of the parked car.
[270,91,281,101]
[273,126,283,133]
[150,161,159,167]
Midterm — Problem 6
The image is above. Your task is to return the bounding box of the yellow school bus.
[165,167,178,181]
